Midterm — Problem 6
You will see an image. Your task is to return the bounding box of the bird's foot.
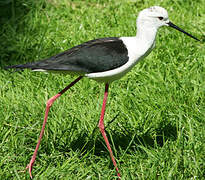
[26,159,35,179]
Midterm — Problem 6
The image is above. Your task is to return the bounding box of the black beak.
[167,21,199,41]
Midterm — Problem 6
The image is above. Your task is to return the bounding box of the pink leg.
[98,83,121,178]
[26,76,83,179]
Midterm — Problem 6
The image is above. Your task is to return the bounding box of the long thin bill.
[168,21,199,41]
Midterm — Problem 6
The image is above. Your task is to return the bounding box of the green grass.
[0,0,205,179]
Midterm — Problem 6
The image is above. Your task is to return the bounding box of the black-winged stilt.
[6,6,199,179]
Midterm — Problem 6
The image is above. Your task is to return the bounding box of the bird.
[6,6,199,179]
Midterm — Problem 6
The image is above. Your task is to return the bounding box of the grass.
[0,0,205,179]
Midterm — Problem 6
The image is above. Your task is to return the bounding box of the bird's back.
[6,37,129,74]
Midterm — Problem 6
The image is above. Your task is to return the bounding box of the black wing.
[6,37,129,73]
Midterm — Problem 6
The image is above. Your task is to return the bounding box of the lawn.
[0,0,204,179]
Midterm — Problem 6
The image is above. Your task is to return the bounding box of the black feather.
[6,37,129,73]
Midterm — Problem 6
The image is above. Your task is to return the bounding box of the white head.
[137,6,169,29]
[136,6,199,41]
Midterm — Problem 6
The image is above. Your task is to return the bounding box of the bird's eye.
[158,17,164,20]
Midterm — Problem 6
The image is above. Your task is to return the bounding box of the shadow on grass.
[0,0,27,24]
[0,0,28,66]
[53,118,177,158]
[0,0,46,66]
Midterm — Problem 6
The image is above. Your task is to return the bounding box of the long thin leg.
[26,76,83,179]
[98,83,121,178]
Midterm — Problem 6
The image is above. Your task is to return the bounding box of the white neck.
[136,24,158,47]
[86,25,159,82]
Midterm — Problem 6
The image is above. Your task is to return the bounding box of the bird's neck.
[136,25,158,47]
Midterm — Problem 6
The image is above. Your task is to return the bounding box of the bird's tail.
[5,62,34,71]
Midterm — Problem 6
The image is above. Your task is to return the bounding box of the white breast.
[86,36,155,83]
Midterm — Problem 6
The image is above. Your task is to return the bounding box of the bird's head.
[137,6,199,41]
[137,6,169,29]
